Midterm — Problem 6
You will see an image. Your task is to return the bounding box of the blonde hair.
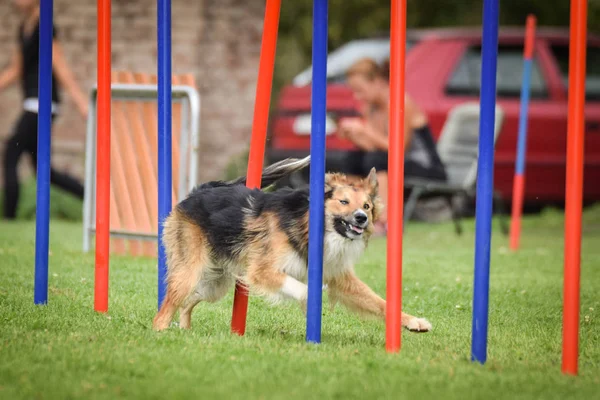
[346,58,389,81]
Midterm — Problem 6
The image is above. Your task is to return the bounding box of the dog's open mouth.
[337,219,365,237]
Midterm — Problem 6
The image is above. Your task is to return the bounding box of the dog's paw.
[405,317,432,333]
[152,315,172,332]
[152,323,168,332]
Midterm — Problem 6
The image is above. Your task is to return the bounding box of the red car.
[267,27,600,207]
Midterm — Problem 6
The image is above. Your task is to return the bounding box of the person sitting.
[338,57,447,234]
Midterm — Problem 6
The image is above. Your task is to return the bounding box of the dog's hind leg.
[153,291,185,331]
[152,264,203,331]
[178,274,234,329]
[154,262,208,330]
[153,259,205,331]
[153,214,207,331]
[178,293,203,330]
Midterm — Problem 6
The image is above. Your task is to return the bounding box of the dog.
[152,156,432,333]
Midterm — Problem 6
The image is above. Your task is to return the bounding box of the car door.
[544,40,600,204]
[440,40,562,203]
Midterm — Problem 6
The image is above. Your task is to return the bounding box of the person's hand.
[338,117,365,140]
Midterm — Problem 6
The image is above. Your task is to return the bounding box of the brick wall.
[0,0,264,188]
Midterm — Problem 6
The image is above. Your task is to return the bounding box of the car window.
[445,45,548,98]
[549,44,600,101]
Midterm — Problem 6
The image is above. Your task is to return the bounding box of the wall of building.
[0,0,264,190]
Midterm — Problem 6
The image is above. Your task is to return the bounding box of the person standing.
[0,0,89,219]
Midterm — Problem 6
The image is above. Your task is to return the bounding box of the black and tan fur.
[152,156,432,333]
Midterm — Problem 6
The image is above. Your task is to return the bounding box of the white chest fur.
[322,232,365,280]
[279,251,308,282]
[277,232,365,283]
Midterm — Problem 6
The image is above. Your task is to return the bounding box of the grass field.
[0,207,599,399]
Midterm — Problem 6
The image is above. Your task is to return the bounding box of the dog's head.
[324,168,383,240]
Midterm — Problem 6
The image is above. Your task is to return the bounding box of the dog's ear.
[366,167,378,196]
[324,173,335,198]
[366,168,383,221]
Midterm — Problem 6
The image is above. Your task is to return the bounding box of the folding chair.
[403,102,508,235]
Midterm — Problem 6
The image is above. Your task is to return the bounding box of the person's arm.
[339,118,380,151]
[347,96,418,153]
[403,94,417,150]
[52,39,88,118]
[351,128,380,151]
[361,121,388,151]
[0,47,22,92]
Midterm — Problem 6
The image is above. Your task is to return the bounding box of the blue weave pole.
[515,59,533,177]
[306,0,328,344]
[471,0,499,364]
[157,0,172,310]
[34,0,54,305]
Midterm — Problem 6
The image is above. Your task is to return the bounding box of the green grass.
[1,207,599,399]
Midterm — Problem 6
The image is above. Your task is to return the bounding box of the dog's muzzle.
[334,210,370,239]
[347,210,368,235]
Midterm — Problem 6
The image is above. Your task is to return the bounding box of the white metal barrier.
[82,83,201,252]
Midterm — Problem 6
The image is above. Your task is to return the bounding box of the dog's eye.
[364,203,370,210]
[339,200,349,205]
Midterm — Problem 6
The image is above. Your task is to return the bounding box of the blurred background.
[0,0,599,221]
[272,0,600,98]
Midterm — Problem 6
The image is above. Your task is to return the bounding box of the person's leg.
[48,169,85,199]
[28,116,85,200]
[2,113,35,219]
[412,125,448,182]
[405,161,446,182]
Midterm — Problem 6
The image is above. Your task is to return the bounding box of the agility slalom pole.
[231,0,282,336]
[471,0,499,364]
[386,0,407,353]
[509,15,536,252]
[157,0,172,310]
[34,0,54,305]
[306,0,328,344]
[94,0,112,313]
[562,0,587,376]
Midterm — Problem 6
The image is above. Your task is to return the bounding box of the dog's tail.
[228,155,311,188]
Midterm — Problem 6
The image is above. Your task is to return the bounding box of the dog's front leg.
[327,270,432,332]
[246,259,308,312]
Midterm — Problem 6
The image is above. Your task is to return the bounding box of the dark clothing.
[2,112,84,219]
[2,21,83,219]
[355,124,447,181]
[19,21,61,104]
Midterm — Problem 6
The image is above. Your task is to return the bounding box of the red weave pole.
[509,15,536,251]
[386,0,407,353]
[94,0,111,312]
[562,0,587,376]
[509,174,525,250]
[231,0,281,336]
[523,15,536,59]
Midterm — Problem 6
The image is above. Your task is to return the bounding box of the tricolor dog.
[152,157,431,333]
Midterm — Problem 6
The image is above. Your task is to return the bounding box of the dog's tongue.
[351,225,364,234]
